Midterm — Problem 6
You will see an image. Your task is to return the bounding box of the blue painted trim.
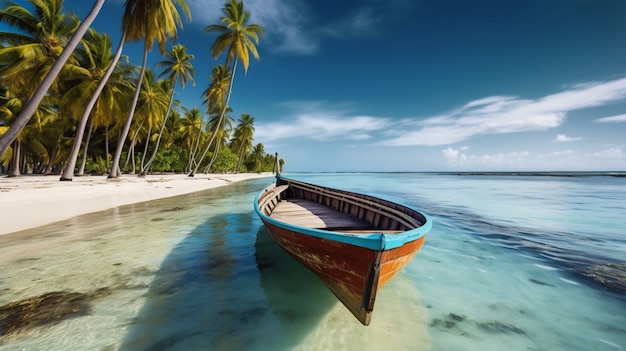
[254,182,432,251]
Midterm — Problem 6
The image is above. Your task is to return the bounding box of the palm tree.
[194,0,263,175]
[179,107,203,173]
[0,0,79,96]
[108,0,191,178]
[59,29,132,180]
[0,0,105,156]
[2,94,56,176]
[191,64,230,175]
[139,43,195,176]
[247,142,265,172]
[230,113,254,172]
[134,70,170,172]
[203,107,233,173]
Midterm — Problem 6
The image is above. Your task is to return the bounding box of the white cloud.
[380,77,626,146]
[541,149,575,157]
[254,102,391,142]
[594,114,626,123]
[441,147,530,168]
[554,134,582,142]
[593,147,623,159]
[187,0,317,54]
[440,146,625,170]
[254,78,626,149]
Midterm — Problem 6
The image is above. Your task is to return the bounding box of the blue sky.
[46,1,626,171]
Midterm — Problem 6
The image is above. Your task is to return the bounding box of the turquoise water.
[0,174,624,350]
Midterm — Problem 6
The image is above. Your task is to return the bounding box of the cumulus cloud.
[254,78,626,148]
[594,114,626,123]
[554,134,582,142]
[254,102,392,142]
[441,147,530,168]
[380,77,626,146]
[441,146,625,170]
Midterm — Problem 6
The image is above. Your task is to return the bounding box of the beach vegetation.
[139,44,195,176]
[192,0,264,176]
[230,113,254,172]
[0,0,280,177]
[0,0,105,159]
[59,28,133,180]
[108,0,191,179]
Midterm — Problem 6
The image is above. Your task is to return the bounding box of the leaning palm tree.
[230,113,254,172]
[203,107,233,173]
[191,63,230,175]
[134,71,171,173]
[0,0,79,97]
[59,29,133,180]
[192,0,263,175]
[0,0,105,156]
[108,0,191,178]
[139,43,195,176]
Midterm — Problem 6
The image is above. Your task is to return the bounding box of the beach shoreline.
[0,173,273,236]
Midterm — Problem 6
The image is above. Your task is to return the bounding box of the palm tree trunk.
[140,80,178,176]
[60,30,127,181]
[109,40,149,178]
[140,125,151,171]
[187,115,205,174]
[0,0,105,156]
[105,127,110,170]
[77,119,94,175]
[44,147,57,175]
[124,120,144,173]
[191,59,238,176]
[236,149,245,173]
[205,116,227,172]
[9,140,21,177]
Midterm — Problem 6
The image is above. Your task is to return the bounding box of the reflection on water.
[254,227,339,345]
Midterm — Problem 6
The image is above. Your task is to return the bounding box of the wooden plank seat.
[272,199,373,230]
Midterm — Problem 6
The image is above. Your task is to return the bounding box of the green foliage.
[0,0,281,176]
[84,156,109,175]
[151,147,182,172]
[210,146,237,172]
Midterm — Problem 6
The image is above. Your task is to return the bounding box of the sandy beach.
[0,173,272,236]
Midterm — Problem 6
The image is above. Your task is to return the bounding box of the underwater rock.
[477,321,526,335]
[0,288,110,342]
[528,278,554,287]
[162,206,185,212]
[580,262,626,294]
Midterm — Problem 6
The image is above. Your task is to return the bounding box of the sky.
[26,1,626,171]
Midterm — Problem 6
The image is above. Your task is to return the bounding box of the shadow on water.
[117,185,338,351]
[254,226,339,336]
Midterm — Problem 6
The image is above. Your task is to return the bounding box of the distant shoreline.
[286,171,626,177]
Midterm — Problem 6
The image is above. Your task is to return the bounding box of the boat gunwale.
[254,176,432,251]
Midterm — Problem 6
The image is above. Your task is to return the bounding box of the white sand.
[0,173,273,235]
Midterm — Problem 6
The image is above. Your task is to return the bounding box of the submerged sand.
[0,173,272,236]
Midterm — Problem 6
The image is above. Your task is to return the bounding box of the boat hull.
[260,218,426,325]
[254,175,431,325]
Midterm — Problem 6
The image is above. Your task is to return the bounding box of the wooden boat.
[254,175,432,325]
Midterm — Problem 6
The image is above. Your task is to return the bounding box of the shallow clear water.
[0,174,624,351]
